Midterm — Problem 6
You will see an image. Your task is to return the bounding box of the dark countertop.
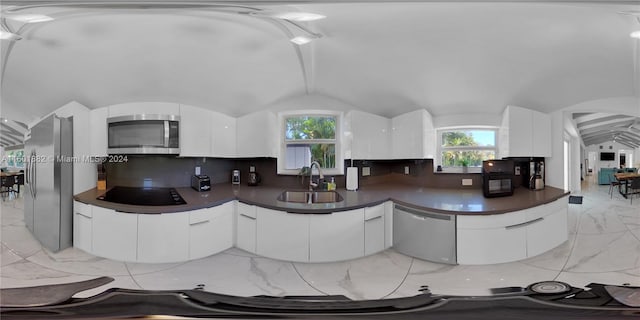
[74,183,570,215]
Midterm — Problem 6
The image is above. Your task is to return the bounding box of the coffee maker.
[528,160,545,190]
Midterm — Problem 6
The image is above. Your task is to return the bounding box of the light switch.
[404,166,410,175]
[462,179,473,186]
[195,166,201,175]
[362,167,371,176]
[250,166,255,173]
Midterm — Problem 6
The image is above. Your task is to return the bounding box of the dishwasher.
[393,204,457,264]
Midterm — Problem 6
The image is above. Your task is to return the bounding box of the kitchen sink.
[277,191,343,204]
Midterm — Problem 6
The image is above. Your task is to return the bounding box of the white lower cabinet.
[526,197,568,257]
[91,206,138,262]
[138,213,190,263]
[309,209,364,262]
[189,202,234,260]
[457,197,568,265]
[73,201,92,253]
[364,203,385,256]
[257,208,309,262]
[236,202,257,253]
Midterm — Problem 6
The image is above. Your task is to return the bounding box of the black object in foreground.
[569,195,583,204]
[1,279,638,320]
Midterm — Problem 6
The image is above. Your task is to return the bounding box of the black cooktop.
[97,186,186,206]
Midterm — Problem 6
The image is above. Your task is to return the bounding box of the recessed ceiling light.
[272,12,326,22]
[290,36,313,45]
[631,30,640,39]
[0,30,22,41]
[6,14,54,23]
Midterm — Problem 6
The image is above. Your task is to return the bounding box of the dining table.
[614,172,640,199]
[0,171,24,195]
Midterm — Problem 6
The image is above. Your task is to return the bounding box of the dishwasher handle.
[394,204,452,221]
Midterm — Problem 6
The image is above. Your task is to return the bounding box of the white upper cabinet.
[108,102,180,117]
[180,104,212,157]
[391,109,436,159]
[89,107,108,156]
[236,110,277,158]
[501,105,551,157]
[211,112,237,158]
[348,111,391,160]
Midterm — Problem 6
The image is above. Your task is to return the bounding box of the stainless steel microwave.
[107,114,180,154]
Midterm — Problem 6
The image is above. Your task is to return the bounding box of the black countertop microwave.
[107,114,180,155]
[482,160,515,198]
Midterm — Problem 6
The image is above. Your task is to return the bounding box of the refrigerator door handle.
[32,156,37,198]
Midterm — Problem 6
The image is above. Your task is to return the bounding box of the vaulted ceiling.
[573,113,640,149]
[1,1,639,148]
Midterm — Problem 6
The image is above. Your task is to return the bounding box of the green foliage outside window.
[5,150,24,167]
[441,131,495,167]
[285,116,337,169]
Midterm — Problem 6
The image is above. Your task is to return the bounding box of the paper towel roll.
[346,167,358,191]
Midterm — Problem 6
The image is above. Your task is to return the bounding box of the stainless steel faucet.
[309,161,324,192]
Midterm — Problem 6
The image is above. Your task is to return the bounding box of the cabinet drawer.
[74,201,92,218]
[236,202,256,219]
[457,210,526,229]
[189,208,211,225]
[364,203,385,221]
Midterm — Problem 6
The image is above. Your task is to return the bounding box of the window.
[438,128,497,172]
[5,149,24,168]
[278,111,343,175]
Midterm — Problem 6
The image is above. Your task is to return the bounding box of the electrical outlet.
[462,179,473,186]
[362,167,371,176]
[195,166,201,175]
[404,166,410,175]
[250,166,255,173]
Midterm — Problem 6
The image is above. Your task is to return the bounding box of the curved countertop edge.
[74,183,570,215]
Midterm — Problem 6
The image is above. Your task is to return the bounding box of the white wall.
[546,111,565,190]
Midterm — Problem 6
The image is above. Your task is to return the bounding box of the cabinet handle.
[189,220,210,226]
[506,217,544,230]
[240,213,256,220]
[75,211,92,219]
[365,215,383,222]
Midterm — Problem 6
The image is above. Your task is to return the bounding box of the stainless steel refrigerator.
[24,115,73,252]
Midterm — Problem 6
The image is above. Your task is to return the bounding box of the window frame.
[436,127,499,173]
[277,110,344,176]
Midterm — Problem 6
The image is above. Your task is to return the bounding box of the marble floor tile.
[1,260,75,285]
[577,206,631,235]
[26,248,130,276]
[125,261,186,276]
[393,259,559,297]
[563,231,640,273]
[1,243,23,267]
[293,250,413,300]
[0,225,42,259]
[132,253,320,297]
[520,234,576,271]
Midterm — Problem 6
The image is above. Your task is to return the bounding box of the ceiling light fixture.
[6,13,54,23]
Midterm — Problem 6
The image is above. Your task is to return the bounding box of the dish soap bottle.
[328,177,336,190]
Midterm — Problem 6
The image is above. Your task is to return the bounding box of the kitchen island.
[74,184,569,264]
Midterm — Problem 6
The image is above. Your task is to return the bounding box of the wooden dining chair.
[629,178,640,204]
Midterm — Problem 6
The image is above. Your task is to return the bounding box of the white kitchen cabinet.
[364,203,385,256]
[457,197,568,264]
[391,109,436,159]
[236,202,257,253]
[211,112,237,157]
[89,107,108,156]
[309,208,364,262]
[91,206,138,262]
[526,197,568,257]
[73,201,92,253]
[532,111,552,157]
[180,104,212,157]
[236,110,277,158]
[189,202,234,260]
[138,213,190,263]
[256,207,310,262]
[384,201,393,248]
[501,105,552,157]
[108,102,180,117]
[349,111,391,160]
